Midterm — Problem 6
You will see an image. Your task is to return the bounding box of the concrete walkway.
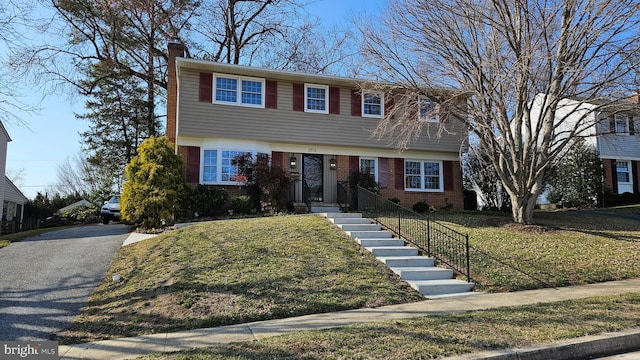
[58,278,640,360]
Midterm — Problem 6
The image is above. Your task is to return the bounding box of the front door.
[303,154,323,202]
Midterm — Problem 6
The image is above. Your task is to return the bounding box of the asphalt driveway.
[0,224,130,341]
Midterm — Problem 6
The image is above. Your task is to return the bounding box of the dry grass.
[55,215,423,344]
[140,292,640,360]
[431,210,640,291]
[56,210,640,350]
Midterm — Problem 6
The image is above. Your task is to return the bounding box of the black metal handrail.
[357,186,471,281]
[302,180,312,211]
[337,181,349,211]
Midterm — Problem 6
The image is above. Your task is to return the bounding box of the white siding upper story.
[530,94,640,160]
[597,120,640,161]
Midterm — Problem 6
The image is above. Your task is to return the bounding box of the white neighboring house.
[530,94,640,204]
[0,121,27,225]
[4,176,27,222]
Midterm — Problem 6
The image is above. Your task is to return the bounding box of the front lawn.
[598,204,640,215]
[431,211,640,291]
[55,215,423,344]
[56,211,640,344]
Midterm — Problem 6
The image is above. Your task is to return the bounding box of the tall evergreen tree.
[546,140,603,208]
[77,62,160,190]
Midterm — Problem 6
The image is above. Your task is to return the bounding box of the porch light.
[329,158,337,170]
[290,156,297,169]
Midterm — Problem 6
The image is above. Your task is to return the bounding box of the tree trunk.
[509,192,539,224]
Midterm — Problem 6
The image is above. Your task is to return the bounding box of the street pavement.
[0,224,130,341]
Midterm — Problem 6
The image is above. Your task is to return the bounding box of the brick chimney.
[628,91,640,104]
[167,40,185,144]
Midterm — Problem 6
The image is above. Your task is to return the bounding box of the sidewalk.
[59,278,640,360]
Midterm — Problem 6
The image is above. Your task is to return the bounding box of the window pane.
[615,115,627,133]
[405,161,421,189]
[424,162,440,190]
[363,93,382,115]
[360,159,376,175]
[420,97,439,122]
[241,80,262,105]
[307,87,326,111]
[617,161,630,182]
[216,77,237,102]
[203,150,217,182]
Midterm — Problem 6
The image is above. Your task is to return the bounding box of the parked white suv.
[100,195,121,224]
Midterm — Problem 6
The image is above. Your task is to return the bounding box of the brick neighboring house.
[166,41,469,210]
[531,94,640,204]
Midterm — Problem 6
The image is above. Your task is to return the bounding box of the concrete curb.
[445,328,640,360]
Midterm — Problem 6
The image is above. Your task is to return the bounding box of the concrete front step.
[322,212,476,298]
[366,246,418,257]
[329,218,372,225]
[322,212,362,219]
[378,256,435,268]
[337,224,381,232]
[358,238,405,247]
[406,279,475,296]
[391,267,454,281]
[347,230,392,239]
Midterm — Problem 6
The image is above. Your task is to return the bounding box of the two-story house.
[166,41,468,210]
[531,94,640,204]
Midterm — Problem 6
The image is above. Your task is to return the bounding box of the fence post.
[397,205,401,239]
[427,219,431,256]
[466,234,471,282]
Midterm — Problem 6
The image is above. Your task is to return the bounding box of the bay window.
[203,149,255,184]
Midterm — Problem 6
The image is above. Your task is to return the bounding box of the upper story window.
[362,92,384,118]
[305,84,329,114]
[360,157,378,181]
[419,96,440,122]
[214,74,265,108]
[405,160,443,192]
[615,114,628,133]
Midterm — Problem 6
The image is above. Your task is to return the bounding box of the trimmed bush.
[188,185,228,217]
[412,200,433,214]
[121,137,188,229]
[231,196,253,215]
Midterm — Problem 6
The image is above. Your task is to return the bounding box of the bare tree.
[192,0,307,64]
[0,0,37,127]
[358,0,640,224]
[52,152,116,201]
[257,20,355,75]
